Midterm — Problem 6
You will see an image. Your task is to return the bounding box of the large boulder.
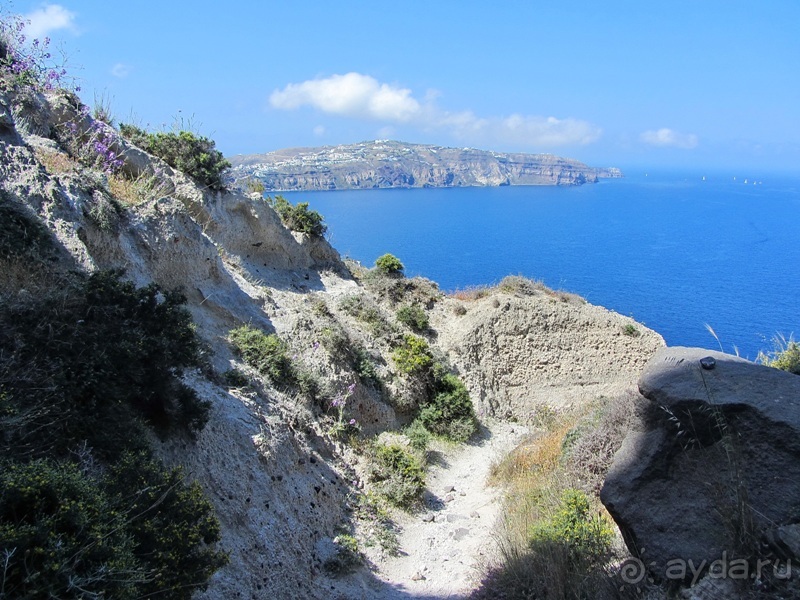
[601,347,800,583]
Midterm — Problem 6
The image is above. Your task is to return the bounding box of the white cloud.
[270,72,601,147]
[22,4,77,38]
[445,113,602,147]
[110,63,130,78]
[270,72,420,122]
[640,128,698,149]
[313,124,326,136]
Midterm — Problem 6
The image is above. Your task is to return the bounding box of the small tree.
[375,253,404,276]
[268,195,327,236]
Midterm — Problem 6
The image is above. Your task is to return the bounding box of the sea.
[282,171,800,360]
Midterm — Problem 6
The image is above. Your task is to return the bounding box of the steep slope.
[229,140,623,191]
[0,84,659,599]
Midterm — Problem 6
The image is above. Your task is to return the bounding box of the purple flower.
[348,419,356,425]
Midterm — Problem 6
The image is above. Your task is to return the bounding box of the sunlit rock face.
[228,140,622,191]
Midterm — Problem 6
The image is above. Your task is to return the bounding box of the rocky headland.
[228,140,622,191]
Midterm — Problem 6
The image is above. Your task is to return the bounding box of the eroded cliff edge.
[229,140,623,191]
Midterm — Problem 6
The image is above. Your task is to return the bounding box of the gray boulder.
[601,347,800,583]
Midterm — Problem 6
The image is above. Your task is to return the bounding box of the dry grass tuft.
[497,274,548,296]
[489,419,575,487]
[448,275,586,306]
[450,285,491,301]
[108,171,171,206]
[34,147,78,175]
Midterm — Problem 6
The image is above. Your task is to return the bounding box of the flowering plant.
[59,106,125,174]
[328,382,360,438]
[0,11,78,92]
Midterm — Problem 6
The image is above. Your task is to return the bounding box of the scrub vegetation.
[473,395,641,600]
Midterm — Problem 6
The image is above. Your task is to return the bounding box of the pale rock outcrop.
[433,293,664,420]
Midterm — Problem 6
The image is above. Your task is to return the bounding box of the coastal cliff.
[228,140,622,191]
[0,83,657,599]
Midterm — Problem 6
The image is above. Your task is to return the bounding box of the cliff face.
[0,85,655,599]
[228,140,623,191]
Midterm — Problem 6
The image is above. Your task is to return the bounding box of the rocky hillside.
[0,82,662,599]
[228,140,623,191]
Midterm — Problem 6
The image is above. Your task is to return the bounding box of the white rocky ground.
[374,420,529,598]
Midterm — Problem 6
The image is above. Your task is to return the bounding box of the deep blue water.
[283,172,800,359]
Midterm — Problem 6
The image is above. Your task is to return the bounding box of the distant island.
[228,140,622,191]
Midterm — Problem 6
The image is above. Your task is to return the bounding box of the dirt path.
[375,420,529,598]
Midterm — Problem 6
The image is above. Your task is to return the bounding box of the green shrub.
[311,297,331,317]
[374,253,404,276]
[243,177,266,195]
[0,270,209,461]
[295,367,321,401]
[338,294,362,316]
[404,419,432,452]
[323,534,362,575]
[229,325,295,385]
[622,324,640,337]
[338,294,392,335]
[119,124,230,191]
[320,325,350,359]
[353,493,401,556]
[0,191,55,261]
[0,459,140,599]
[529,489,614,564]
[369,443,425,509]
[391,334,433,374]
[354,347,380,388]
[222,367,250,387]
[396,304,429,331]
[0,454,227,600]
[268,195,326,236]
[771,342,800,374]
[759,336,800,375]
[104,452,228,599]
[418,372,477,442]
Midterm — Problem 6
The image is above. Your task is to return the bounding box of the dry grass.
[449,275,586,306]
[564,392,640,495]
[546,289,586,304]
[450,285,492,301]
[34,147,78,175]
[497,274,548,296]
[107,171,171,206]
[361,272,442,307]
[489,419,575,487]
[475,398,644,600]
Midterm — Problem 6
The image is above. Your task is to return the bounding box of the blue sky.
[7,0,800,173]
